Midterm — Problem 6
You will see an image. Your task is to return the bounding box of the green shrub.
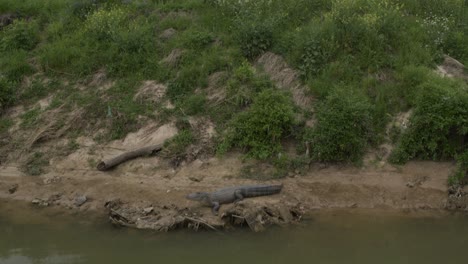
[390,77,468,164]
[448,150,468,186]
[22,151,49,176]
[0,78,16,110]
[395,65,431,106]
[181,30,214,50]
[84,6,128,41]
[181,94,207,116]
[69,0,100,19]
[39,36,96,75]
[224,61,273,107]
[0,50,35,82]
[218,89,295,159]
[0,19,39,51]
[306,88,374,162]
[445,30,468,64]
[237,22,273,59]
[163,129,194,157]
[297,37,331,79]
[166,78,195,103]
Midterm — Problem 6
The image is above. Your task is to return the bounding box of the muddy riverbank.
[1,152,465,232]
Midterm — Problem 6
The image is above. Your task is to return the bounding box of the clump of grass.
[163,129,194,158]
[304,88,375,163]
[20,107,41,128]
[448,151,468,186]
[218,89,295,159]
[0,50,35,82]
[0,118,13,133]
[0,79,16,111]
[0,19,39,51]
[22,151,49,176]
[390,75,468,164]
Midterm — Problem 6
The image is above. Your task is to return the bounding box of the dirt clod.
[8,184,18,194]
[32,198,49,207]
[74,195,87,207]
[143,207,154,215]
[43,176,61,185]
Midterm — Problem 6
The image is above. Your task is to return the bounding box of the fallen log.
[97,144,163,171]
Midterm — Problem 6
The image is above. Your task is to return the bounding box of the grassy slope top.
[0,0,467,179]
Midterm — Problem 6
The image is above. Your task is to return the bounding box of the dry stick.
[97,143,163,171]
[184,217,219,232]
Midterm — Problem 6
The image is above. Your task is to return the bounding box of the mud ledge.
[0,156,465,232]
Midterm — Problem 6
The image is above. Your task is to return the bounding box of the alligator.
[186,184,283,215]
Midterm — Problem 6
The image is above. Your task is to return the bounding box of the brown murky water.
[1,202,468,264]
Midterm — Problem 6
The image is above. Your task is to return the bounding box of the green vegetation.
[218,89,295,159]
[390,76,468,164]
[22,151,49,176]
[0,0,467,169]
[0,118,13,133]
[448,151,468,186]
[304,88,374,163]
[163,129,194,158]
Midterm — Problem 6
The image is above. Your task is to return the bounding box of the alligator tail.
[243,184,283,198]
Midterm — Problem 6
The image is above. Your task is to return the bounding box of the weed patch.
[22,151,49,176]
[218,89,295,159]
[163,129,194,158]
[390,76,468,163]
[20,107,41,128]
[305,88,374,163]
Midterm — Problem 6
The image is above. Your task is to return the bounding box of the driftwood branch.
[184,217,219,232]
[97,144,163,171]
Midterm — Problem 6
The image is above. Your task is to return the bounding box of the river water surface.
[1,202,468,264]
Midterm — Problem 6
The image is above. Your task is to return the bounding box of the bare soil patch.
[256,52,315,109]
[436,55,468,82]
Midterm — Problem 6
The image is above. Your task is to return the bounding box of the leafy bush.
[305,88,374,162]
[69,0,100,19]
[181,30,214,50]
[448,150,468,186]
[390,77,468,164]
[444,30,468,64]
[181,94,207,116]
[0,19,39,51]
[420,12,455,49]
[84,6,128,41]
[39,35,97,75]
[0,79,16,110]
[218,89,295,159]
[0,50,35,82]
[297,38,331,79]
[237,22,273,59]
[225,61,266,107]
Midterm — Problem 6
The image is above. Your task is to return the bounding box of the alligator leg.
[234,189,244,203]
[211,201,220,215]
